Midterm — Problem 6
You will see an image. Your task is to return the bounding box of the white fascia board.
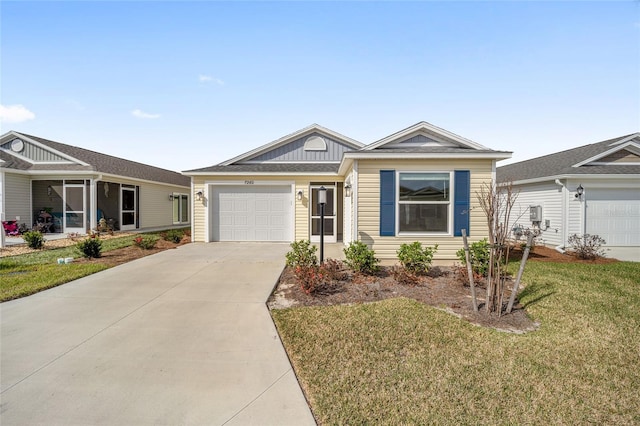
[573,141,640,167]
[337,157,354,176]
[608,133,640,146]
[363,121,490,151]
[342,151,512,160]
[219,124,364,166]
[241,160,341,164]
[506,174,640,186]
[183,171,341,176]
[18,170,189,189]
[12,132,91,166]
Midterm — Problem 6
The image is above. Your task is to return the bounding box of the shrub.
[286,240,318,268]
[343,241,379,274]
[76,235,102,258]
[163,229,184,244]
[390,265,422,286]
[321,258,347,282]
[133,235,159,250]
[397,242,438,274]
[568,234,606,260]
[294,265,324,294]
[456,239,491,276]
[23,230,44,249]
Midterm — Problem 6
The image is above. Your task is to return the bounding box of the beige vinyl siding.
[191,175,343,242]
[4,173,31,225]
[357,159,493,263]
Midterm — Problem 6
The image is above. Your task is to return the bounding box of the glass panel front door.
[310,186,336,243]
[121,186,137,230]
[64,184,85,233]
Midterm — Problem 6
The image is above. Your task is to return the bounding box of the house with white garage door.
[183,122,511,263]
[497,133,640,262]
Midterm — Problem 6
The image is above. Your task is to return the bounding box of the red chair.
[2,220,20,236]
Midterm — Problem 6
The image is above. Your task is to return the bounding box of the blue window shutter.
[454,170,470,237]
[380,170,396,236]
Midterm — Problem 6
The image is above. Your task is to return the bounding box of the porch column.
[89,178,97,232]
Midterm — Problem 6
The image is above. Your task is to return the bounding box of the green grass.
[272,261,640,425]
[0,231,183,302]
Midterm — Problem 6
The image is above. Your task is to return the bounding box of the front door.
[121,186,137,231]
[310,185,336,243]
[63,183,86,234]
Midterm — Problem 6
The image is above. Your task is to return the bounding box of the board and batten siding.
[191,175,342,243]
[240,133,354,163]
[3,173,31,225]
[356,159,493,263]
[0,140,70,163]
[509,182,564,248]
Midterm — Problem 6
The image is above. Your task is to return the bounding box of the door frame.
[63,181,86,234]
[309,184,337,243]
[120,185,137,231]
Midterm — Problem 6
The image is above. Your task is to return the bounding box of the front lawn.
[272,261,640,424]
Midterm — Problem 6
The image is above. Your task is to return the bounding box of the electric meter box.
[530,205,542,222]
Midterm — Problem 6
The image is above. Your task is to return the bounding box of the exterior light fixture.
[169,194,175,201]
[344,184,352,198]
[575,184,584,200]
[297,190,303,201]
[318,186,327,263]
[196,190,204,201]
[47,185,52,197]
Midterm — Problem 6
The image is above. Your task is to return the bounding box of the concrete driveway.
[0,243,316,425]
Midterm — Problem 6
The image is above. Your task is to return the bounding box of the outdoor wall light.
[196,190,204,201]
[297,190,304,201]
[47,185,52,197]
[575,184,584,200]
[169,194,175,201]
[344,184,352,198]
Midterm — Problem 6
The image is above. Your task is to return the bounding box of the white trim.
[608,133,640,146]
[190,177,195,241]
[395,170,454,237]
[588,162,640,166]
[240,160,341,164]
[309,183,337,243]
[186,171,340,176]
[352,161,358,243]
[573,141,640,167]
[1,169,189,189]
[219,124,364,166]
[343,151,512,160]
[1,131,90,166]
[204,180,295,186]
[363,121,490,151]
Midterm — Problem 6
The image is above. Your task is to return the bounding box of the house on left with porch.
[1,131,191,238]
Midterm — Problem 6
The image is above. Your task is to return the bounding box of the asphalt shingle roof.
[8,133,190,187]
[497,133,640,183]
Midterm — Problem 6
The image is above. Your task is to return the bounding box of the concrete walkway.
[0,243,316,425]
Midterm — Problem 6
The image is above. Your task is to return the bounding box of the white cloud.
[199,74,224,85]
[0,104,36,123]
[131,109,160,119]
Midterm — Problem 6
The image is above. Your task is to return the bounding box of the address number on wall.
[244,180,254,185]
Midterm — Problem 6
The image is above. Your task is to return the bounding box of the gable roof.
[497,133,640,184]
[1,131,190,187]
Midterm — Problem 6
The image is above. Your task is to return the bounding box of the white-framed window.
[397,172,451,234]
[172,193,189,224]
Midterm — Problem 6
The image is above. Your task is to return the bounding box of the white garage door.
[586,188,640,246]
[211,185,293,242]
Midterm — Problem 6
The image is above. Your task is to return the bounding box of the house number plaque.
[244,180,254,185]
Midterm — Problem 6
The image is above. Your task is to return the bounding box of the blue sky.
[1,1,638,172]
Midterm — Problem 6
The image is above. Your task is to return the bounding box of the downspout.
[554,179,566,254]
[352,160,359,242]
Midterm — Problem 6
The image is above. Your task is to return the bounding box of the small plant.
[286,240,318,268]
[456,238,491,277]
[397,242,438,274]
[390,265,422,286]
[22,230,45,249]
[76,235,102,258]
[321,258,347,282]
[343,241,379,274]
[133,235,159,250]
[294,265,324,294]
[163,229,184,244]
[568,234,606,260]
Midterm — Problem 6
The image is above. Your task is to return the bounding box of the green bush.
[76,235,103,258]
[397,242,438,274]
[456,238,490,276]
[23,230,45,249]
[286,240,318,268]
[163,229,184,244]
[343,241,379,274]
[133,235,159,250]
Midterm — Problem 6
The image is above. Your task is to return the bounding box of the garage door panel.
[211,185,293,242]
[586,188,640,247]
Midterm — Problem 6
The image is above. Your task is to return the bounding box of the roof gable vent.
[304,135,327,151]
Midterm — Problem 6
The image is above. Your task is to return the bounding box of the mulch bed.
[269,246,618,333]
[72,238,190,267]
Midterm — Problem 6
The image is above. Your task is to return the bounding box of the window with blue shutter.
[453,170,470,237]
[380,170,395,236]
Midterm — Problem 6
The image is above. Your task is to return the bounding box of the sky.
[1,1,638,172]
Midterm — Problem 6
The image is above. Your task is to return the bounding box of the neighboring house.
[497,133,640,262]
[0,131,191,241]
[183,122,511,263]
